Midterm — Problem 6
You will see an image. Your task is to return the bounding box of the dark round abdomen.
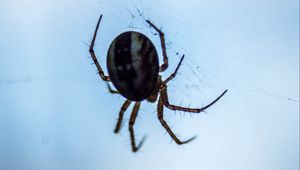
[107,31,159,101]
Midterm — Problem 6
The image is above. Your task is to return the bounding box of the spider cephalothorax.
[89,14,227,152]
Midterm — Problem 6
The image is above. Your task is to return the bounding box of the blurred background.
[0,0,299,170]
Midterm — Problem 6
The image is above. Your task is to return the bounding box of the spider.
[89,14,228,152]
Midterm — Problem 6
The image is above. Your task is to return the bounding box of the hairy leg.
[161,86,228,113]
[157,95,196,144]
[89,14,110,81]
[146,20,168,72]
[114,100,131,133]
[128,102,146,152]
[163,55,184,84]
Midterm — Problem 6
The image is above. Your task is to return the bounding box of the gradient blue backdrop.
[0,0,299,170]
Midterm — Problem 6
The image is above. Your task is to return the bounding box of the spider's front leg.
[89,14,110,81]
[157,95,196,144]
[146,20,168,72]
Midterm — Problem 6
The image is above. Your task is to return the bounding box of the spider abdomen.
[107,31,159,101]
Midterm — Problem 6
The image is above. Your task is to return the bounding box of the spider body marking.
[89,14,228,152]
[107,31,159,101]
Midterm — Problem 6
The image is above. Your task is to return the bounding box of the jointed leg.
[163,55,185,85]
[159,53,227,112]
[146,20,168,72]
[161,86,204,113]
[161,86,228,113]
[106,83,119,94]
[114,100,131,133]
[157,95,196,144]
[89,14,110,81]
[128,102,146,152]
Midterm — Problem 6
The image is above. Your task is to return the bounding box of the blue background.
[0,0,299,170]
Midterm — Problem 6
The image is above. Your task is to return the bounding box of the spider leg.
[114,100,131,133]
[128,102,146,152]
[106,82,119,94]
[160,55,227,112]
[163,55,185,85]
[157,95,196,144]
[89,14,110,81]
[146,20,168,72]
[161,85,228,113]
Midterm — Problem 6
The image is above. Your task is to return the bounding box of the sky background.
[0,0,299,170]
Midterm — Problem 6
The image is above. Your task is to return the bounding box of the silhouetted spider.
[89,14,227,152]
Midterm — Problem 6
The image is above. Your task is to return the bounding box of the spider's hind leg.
[114,100,131,133]
[157,95,196,144]
[161,85,228,113]
[128,102,146,152]
[160,53,227,113]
